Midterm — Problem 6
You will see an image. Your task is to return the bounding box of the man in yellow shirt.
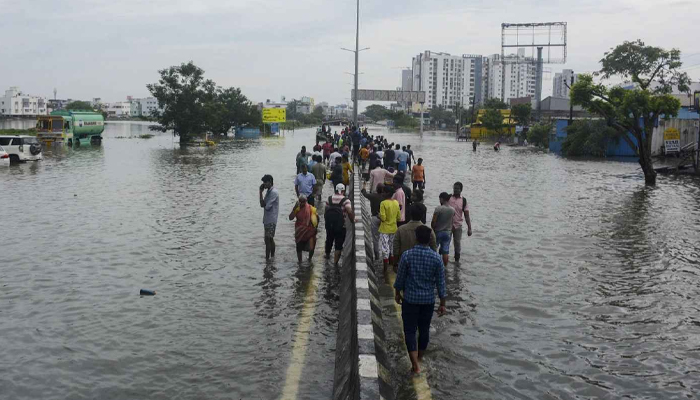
[379,186,401,277]
[358,144,370,172]
[342,155,353,185]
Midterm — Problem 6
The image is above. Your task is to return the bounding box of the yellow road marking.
[279,263,321,400]
[387,270,434,400]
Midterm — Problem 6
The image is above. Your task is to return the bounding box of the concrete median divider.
[332,173,394,400]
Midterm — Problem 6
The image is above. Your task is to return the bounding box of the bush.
[561,120,618,156]
[527,123,552,148]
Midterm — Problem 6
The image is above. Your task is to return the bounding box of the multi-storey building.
[136,97,160,117]
[410,50,534,111]
[412,51,470,110]
[485,50,537,104]
[0,87,48,116]
[553,69,578,99]
[105,101,131,117]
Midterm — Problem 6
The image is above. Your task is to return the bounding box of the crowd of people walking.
[259,122,473,375]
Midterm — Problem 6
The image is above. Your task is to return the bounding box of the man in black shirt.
[383,147,395,171]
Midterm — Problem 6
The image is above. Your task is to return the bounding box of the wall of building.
[650,108,700,155]
[553,69,579,99]
[0,87,48,116]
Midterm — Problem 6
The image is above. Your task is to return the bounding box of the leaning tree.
[571,40,690,185]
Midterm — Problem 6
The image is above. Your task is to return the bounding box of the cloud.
[0,0,697,105]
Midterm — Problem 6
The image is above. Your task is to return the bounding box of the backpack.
[325,196,348,232]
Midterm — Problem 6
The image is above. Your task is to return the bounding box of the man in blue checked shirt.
[393,225,446,374]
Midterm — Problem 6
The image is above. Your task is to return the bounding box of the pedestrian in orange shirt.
[411,158,425,191]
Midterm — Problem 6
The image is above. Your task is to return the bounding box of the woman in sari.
[289,194,318,262]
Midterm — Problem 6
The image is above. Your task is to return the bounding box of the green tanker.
[36,110,105,147]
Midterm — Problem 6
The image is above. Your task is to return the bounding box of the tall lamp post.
[341,0,368,128]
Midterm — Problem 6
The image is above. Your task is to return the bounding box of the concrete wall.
[333,175,359,400]
[333,173,394,400]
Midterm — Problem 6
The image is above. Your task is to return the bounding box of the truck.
[36,110,105,147]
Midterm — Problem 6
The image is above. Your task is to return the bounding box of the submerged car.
[0,145,9,167]
[0,135,43,164]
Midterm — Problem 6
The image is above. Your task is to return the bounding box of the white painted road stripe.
[356,278,369,289]
[280,262,321,400]
[357,298,371,310]
[359,355,378,378]
[358,324,374,340]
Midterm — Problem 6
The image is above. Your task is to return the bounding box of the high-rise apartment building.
[485,50,537,104]
[553,69,578,98]
[411,51,484,110]
[408,49,537,110]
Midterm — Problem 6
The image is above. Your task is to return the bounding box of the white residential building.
[105,101,131,117]
[553,69,579,99]
[0,87,48,116]
[485,50,537,105]
[135,97,160,117]
[411,51,486,111]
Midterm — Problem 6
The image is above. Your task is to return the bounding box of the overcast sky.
[1,0,698,106]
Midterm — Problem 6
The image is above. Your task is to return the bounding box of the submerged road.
[0,123,340,400]
[1,121,699,399]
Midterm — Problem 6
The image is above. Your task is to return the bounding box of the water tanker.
[36,110,105,147]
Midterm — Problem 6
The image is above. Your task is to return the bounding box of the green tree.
[429,105,455,127]
[527,123,552,148]
[362,104,388,121]
[147,61,209,143]
[571,40,689,185]
[481,108,504,136]
[482,98,508,110]
[286,100,300,121]
[511,103,532,126]
[386,110,418,128]
[312,105,325,120]
[147,61,258,142]
[65,101,95,111]
[561,120,619,157]
[203,86,260,135]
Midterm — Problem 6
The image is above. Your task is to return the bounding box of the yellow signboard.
[664,127,680,153]
[262,108,286,123]
[663,128,680,141]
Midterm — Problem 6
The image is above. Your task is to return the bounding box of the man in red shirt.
[321,140,333,164]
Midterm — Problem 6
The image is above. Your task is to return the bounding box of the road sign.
[262,108,286,123]
[664,127,680,154]
[351,89,426,103]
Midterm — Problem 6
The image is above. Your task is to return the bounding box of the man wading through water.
[325,183,355,266]
[394,225,447,374]
[259,174,279,260]
[448,181,472,262]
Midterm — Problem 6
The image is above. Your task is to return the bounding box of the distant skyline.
[1,0,698,106]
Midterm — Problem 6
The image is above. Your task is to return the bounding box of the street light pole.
[353,0,359,127]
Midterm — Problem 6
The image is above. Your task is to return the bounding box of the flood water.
[376,128,700,400]
[1,121,699,399]
[0,121,340,399]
